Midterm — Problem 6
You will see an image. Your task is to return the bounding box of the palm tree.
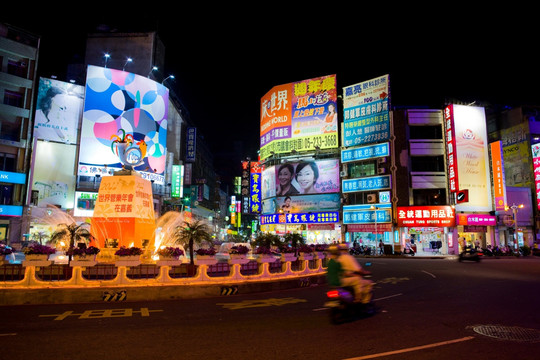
[50,222,93,263]
[284,232,305,255]
[172,219,212,267]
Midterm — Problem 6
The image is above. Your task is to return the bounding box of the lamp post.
[510,203,524,252]
[122,57,133,71]
[103,53,110,68]
[162,75,175,85]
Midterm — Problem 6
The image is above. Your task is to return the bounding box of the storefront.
[455,213,496,251]
[260,211,341,244]
[397,205,456,255]
[343,204,394,253]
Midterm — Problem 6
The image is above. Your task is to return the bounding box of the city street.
[1,257,540,359]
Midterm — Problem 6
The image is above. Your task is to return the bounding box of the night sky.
[3,7,538,179]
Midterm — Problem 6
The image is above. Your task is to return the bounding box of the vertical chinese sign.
[250,162,262,214]
[531,143,540,210]
[444,104,458,193]
[186,127,196,162]
[490,141,507,210]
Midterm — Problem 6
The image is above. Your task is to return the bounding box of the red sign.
[397,206,455,227]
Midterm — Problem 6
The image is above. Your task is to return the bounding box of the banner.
[490,141,507,210]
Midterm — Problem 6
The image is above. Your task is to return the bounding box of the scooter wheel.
[329,308,345,325]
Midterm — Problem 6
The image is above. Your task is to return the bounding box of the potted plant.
[313,244,328,259]
[298,244,314,260]
[69,246,100,261]
[229,245,249,259]
[195,247,216,258]
[23,244,56,261]
[255,246,278,263]
[157,246,184,260]
[114,246,143,261]
[279,245,297,261]
[0,245,13,262]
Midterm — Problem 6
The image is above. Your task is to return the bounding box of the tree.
[284,233,305,255]
[50,222,92,263]
[172,219,212,267]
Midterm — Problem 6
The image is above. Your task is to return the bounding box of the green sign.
[171,165,183,198]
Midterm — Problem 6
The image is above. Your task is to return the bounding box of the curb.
[0,274,327,306]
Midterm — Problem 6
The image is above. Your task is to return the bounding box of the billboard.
[445,105,492,211]
[34,78,84,144]
[397,206,455,227]
[78,65,168,184]
[490,141,507,211]
[342,74,390,147]
[262,193,341,214]
[532,143,540,210]
[260,75,338,159]
[31,141,77,209]
[261,159,340,200]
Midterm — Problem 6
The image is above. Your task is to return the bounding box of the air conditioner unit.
[377,168,386,174]
[340,170,347,177]
[367,194,377,203]
[377,157,387,163]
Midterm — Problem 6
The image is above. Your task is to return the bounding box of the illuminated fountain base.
[91,171,156,249]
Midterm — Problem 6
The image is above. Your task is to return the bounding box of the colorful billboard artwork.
[259,75,338,160]
[342,74,390,147]
[34,78,84,144]
[78,65,168,185]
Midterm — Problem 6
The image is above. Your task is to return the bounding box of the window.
[4,90,24,107]
[348,162,376,178]
[0,153,16,172]
[409,125,442,140]
[411,156,444,172]
[412,189,446,206]
[7,59,29,78]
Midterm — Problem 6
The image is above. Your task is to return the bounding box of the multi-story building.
[0,23,39,246]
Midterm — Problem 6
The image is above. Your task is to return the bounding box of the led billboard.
[260,75,338,159]
[78,65,168,184]
[261,159,340,201]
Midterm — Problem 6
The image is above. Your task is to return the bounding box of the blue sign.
[0,205,23,217]
[343,99,390,147]
[343,208,391,224]
[0,171,26,184]
[342,175,391,193]
[260,211,339,225]
[341,142,389,163]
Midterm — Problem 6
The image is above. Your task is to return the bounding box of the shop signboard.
[490,141,507,210]
[397,205,455,227]
[342,74,390,147]
[456,213,496,226]
[342,175,391,193]
[341,142,389,163]
[532,143,540,210]
[250,162,262,214]
[260,211,339,225]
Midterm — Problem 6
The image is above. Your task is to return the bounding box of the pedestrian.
[378,239,384,255]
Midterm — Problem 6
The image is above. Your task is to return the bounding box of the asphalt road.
[2,257,540,360]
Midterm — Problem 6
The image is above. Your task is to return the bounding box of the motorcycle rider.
[327,243,373,304]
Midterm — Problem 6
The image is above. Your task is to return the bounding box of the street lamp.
[103,53,110,68]
[162,75,175,85]
[147,66,158,78]
[122,57,133,71]
[509,203,524,252]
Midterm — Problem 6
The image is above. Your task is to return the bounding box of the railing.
[0,253,327,288]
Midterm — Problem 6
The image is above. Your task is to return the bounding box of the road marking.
[373,293,403,301]
[422,270,437,278]
[39,308,163,321]
[376,277,409,285]
[217,297,307,310]
[313,293,402,311]
[342,336,475,360]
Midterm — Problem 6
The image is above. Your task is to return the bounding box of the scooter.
[459,245,481,262]
[324,265,376,324]
[402,247,415,256]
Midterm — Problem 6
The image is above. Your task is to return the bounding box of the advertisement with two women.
[261,159,340,214]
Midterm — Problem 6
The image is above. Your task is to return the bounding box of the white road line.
[343,336,475,360]
[313,293,403,311]
[422,270,436,278]
[373,293,403,301]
